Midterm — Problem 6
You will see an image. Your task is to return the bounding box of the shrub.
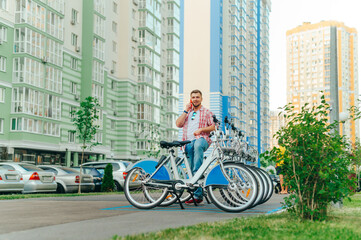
[101,163,115,192]
[261,95,355,221]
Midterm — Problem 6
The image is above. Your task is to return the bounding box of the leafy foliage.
[71,96,100,193]
[101,163,115,192]
[261,95,355,220]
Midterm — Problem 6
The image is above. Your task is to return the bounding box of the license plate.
[43,176,52,182]
[83,178,91,181]
[6,175,17,180]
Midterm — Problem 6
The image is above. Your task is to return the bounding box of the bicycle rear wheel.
[207,163,258,212]
[124,167,168,209]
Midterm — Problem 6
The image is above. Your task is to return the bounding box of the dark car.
[72,167,103,192]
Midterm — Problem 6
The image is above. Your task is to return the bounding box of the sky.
[269,0,361,110]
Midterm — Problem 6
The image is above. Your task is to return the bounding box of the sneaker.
[185,198,203,205]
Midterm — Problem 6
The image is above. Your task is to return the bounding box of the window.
[70,106,76,119]
[111,100,116,109]
[71,9,78,24]
[0,25,7,42]
[110,140,115,150]
[112,61,116,73]
[0,118,3,133]
[71,57,78,70]
[0,56,6,72]
[112,21,117,33]
[0,0,7,10]
[71,82,77,94]
[68,131,75,143]
[111,120,116,130]
[112,41,117,52]
[113,2,117,13]
[71,33,78,46]
[0,87,4,102]
[11,118,22,131]
[111,80,116,90]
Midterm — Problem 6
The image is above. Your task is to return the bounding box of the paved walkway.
[0,194,285,240]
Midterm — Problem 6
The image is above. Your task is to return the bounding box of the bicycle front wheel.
[124,167,169,209]
[207,163,258,212]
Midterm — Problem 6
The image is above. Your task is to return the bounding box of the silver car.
[38,165,95,193]
[82,161,130,191]
[0,162,56,193]
[0,166,24,193]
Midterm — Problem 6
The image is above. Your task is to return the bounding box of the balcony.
[138,75,152,84]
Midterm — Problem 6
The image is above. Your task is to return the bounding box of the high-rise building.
[269,110,285,149]
[180,0,271,158]
[0,0,180,165]
[286,21,359,143]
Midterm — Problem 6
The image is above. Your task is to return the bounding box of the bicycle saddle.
[160,140,191,148]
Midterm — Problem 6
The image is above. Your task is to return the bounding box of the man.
[176,89,215,204]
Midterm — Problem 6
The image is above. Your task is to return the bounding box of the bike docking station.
[120,115,276,213]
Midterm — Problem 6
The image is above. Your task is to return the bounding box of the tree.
[349,140,361,192]
[101,163,115,192]
[71,96,100,193]
[261,95,355,221]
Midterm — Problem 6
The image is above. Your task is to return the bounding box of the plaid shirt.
[181,106,214,146]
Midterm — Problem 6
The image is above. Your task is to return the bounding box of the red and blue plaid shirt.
[180,106,214,146]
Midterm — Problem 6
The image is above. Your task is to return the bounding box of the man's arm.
[194,125,215,136]
[176,102,192,128]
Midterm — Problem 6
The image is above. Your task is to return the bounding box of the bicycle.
[124,116,260,212]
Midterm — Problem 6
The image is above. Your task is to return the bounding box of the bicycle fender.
[204,165,229,187]
[128,159,171,181]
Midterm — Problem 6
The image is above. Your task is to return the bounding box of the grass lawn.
[114,193,361,240]
[0,191,120,200]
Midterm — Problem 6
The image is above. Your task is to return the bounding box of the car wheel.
[57,183,65,193]
[114,181,122,192]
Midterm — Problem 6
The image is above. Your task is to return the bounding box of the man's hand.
[185,102,192,112]
[194,128,202,136]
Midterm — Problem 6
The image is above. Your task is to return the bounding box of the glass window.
[113,2,117,13]
[59,167,79,174]
[0,0,7,10]
[0,88,4,102]
[68,131,75,143]
[71,9,78,24]
[71,82,77,94]
[71,57,78,69]
[112,21,117,33]
[0,24,7,42]
[0,164,15,170]
[71,33,78,46]
[19,164,43,171]
[0,118,3,133]
[0,56,6,72]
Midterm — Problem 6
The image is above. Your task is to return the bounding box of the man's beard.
[192,103,201,108]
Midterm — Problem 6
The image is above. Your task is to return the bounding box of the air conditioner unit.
[113,111,118,116]
[110,70,115,74]
[75,46,80,52]
[132,36,137,42]
[75,94,80,100]
[133,57,137,61]
[0,40,3,45]
[71,19,76,25]
[41,56,47,63]
[133,0,138,6]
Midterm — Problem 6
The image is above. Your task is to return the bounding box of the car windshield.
[60,167,80,174]
[19,164,43,171]
[122,161,130,167]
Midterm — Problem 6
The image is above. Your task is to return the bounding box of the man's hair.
[190,89,202,96]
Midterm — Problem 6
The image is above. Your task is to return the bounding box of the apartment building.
[286,21,359,143]
[180,0,271,159]
[0,0,180,165]
[269,109,285,149]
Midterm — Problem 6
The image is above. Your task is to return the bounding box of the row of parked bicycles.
[124,116,274,212]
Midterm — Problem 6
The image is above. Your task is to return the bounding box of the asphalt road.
[0,194,285,240]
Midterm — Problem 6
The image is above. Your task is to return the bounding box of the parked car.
[72,166,103,192]
[37,165,94,193]
[0,162,56,193]
[0,166,24,193]
[82,161,130,191]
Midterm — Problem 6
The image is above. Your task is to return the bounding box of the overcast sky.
[269,0,361,110]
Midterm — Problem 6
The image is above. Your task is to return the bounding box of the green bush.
[261,95,355,221]
[101,163,115,192]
